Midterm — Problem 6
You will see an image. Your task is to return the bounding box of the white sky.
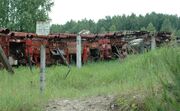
[49,0,180,25]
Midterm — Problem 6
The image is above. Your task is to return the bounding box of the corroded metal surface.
[0,28,172,66]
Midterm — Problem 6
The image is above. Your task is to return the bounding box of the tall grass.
[0,47,179,111]
[144,47,180,111]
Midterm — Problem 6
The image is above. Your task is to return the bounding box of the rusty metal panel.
[0,34,9,56]
[9,32,28,37]
[98,39,110,44]
[81,34,96,39]
[67,42,76,54]
[0,28,174,67]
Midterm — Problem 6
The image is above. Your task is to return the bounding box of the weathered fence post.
[151,34,156,50]
[76,34,82,68]
[40,45,46,93]
[140,41,145,53]
[36,20,50,93]
[0,45,14,74]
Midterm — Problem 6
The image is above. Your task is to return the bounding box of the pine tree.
[146,23,156,33]
[109,25,117,32]
[161,19,173,32]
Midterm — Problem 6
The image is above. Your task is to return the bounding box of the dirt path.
[45,93,146,111]
[45,95,117,111]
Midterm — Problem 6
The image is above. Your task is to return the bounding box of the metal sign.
[36,20,50,35]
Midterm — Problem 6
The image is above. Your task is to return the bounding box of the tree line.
[1,1,180,36]
[50,12,180,36]
[0,0,53,32]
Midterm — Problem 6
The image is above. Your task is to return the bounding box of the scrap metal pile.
[0,28,172,66]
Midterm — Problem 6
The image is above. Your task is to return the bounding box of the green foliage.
[50,19,96,33]
[50,24,62,33]
[109,25,117,32]
[140,27,146,31]
[175,29,180,36]
[0,47,179,111]
[50,12,180,34]
[161,19,174,32]
[0,0,54,32]
[144,47,180,111]
[146,22,156,33]
[0,0,9,27]
[100,27,106,33]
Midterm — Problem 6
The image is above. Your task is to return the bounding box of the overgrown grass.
[144,46,180,111]
[0,47,179,111]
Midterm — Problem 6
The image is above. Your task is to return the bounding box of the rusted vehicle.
[0,28,173,67]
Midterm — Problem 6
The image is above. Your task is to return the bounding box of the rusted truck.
[0,28,172,67]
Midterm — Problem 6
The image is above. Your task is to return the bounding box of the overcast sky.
[49,0,180,25]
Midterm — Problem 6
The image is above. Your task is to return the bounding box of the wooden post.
[0,45,14,74]
[151,34,156,50]
[40,45,46,93]
[76,34,82,68]
[140,41,144,53]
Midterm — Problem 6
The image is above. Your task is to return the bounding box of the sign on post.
[36,20,50,93]
[36,20,50,36]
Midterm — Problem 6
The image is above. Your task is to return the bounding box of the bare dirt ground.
[45,94,145,111]
[45,95,117,111]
